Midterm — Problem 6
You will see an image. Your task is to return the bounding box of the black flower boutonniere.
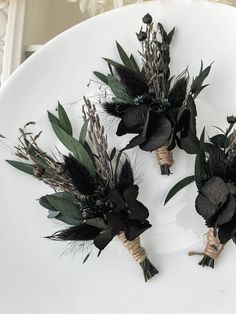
[6,98,158,282]
[165,116,236,268]
[94,13,212,175]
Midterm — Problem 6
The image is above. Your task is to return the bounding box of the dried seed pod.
[142,13,152,24]
[136,30,147,41]
[33,165,45,177]
[227,115,236,124]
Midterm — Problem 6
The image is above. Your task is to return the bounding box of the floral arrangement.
[6,98,158,281]
[165,116,236,268]
[94,13,211,175]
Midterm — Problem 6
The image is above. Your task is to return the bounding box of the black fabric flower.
[94,185,150,248]
[117,104,172,151]
[196,176,236,244]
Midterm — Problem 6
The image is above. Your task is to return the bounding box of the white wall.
[24,0,84,46]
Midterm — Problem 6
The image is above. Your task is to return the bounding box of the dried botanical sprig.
[94,13,211,175]
[7,126,83,200]
[7,101,158,281]
[165,116,236,268]
[82,97,114,186]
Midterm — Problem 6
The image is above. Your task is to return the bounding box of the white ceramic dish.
[1,1,236,313]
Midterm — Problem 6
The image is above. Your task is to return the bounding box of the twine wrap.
[118,232,146,264]
[188,228,224,260]
[156,146,174,167]
[204,228,224,260]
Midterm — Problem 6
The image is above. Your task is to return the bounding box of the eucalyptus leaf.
[48,111,60,127]
[130,54,141,75]
[107,75,133,103]
[93,71,108,85]
[39,196,57,211]
[116,41,135,72]
[165,175,195,204]
[79,119,89,146]
[57,102,73,136]
[6,160,34,175]
[46,195,83,225]
[48,210,60,219]
[50,123,95,177]
[103,58,123,69]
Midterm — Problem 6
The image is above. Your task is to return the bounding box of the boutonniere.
[165,116,236,268]
[6,98,158,281]
[94,13,212,175]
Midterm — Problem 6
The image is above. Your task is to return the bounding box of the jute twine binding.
[188,228,224,259]
[118,232,146,264]
[156,145,174,167]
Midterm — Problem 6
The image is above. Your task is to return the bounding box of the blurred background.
[0,0,235,85]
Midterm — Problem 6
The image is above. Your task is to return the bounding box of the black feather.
[64,154,95,195]
[118,159,134,192]
[116,66,149,97]
[168,77,188,108]
[102,102,133,118]
[46,224,101,241]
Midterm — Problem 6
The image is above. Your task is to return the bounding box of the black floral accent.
[94,14,211,162]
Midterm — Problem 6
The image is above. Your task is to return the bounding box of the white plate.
[1,1,236,313]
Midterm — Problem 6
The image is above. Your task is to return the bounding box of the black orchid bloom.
[95,15,212,164]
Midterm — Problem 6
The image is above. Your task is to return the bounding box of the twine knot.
[188,228,224,260]
[204,228,224,260]
[156,146,173,167]
[118,232,146,264]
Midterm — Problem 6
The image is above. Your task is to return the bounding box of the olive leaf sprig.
[6,100,158,281]
[94,13,212,175]
[165,116,236,268]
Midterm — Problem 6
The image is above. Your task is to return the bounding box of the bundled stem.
[155,145,174,175]
[188,228,224,268]
[118,232,158,282]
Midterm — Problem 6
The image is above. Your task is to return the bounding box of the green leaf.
[93,71,108,85]
[130,54,141,75]
[167,27,175,44]
[48,111,60,127]
[192,84,209,99]
[46,195,83,225]
[107,75,133,103]
[48,210,60,219]
[50,124,95,177]
[195,128,206,190]
[79,119,89,146]
[57,102,73,136]
[158,23,168,42]
[110,147,116,161]
[165,175,195,205]
[103,58,123,69]
[116,41,135,72]
[53,191,78,203]
[6,160,34,175]
[83,141,96,166]
[191,62,212,97]
[39,196,57,211]
[210,134,228,148]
